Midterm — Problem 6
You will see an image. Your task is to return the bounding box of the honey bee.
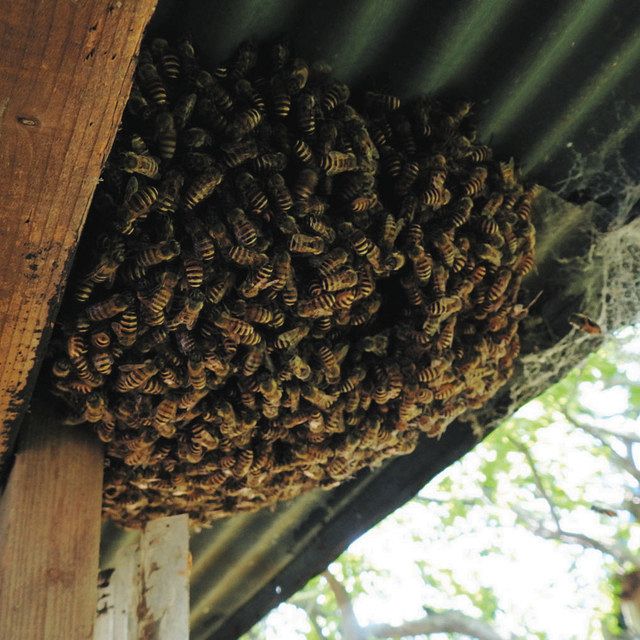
[269,251,291,292]
[184,166,224,209]
[317,267,358,292]
[85,293,132,322]
[273,323,310,350]
[487,268,512,303]
[568,312,602,335]
[153,396,178,437]
[236,172,269,214]
[288,232,324,255]
[155,170,184,215]
[90,331,111,349]
[118,185,159,234]
[435,316,457,353]
[333,287,356,310]
[310,248,348,276]
[135,240,181,270]
[233,449,254,478]
[514,250,534,276]
[228,107,262,140]
[173,92,197,130]
[111,308,138,346]
[445,197,473,230]
[187,353,207,390]
[239,262,274,298]
[301,383,338,410]
[282,272,298,307]
[293,138,314,165]
[115,358,162,393]
[416,357,448,384]
[182,256,205,288]
[182,127,212,149]
[183,219,215,262]
[137,62,168,107]
[355,264,375,300]
[150,38,180,80]
[214,313,261,346]
[463,167,488,197]
[425,295,462,318]
[319,151,358,176]
[241,346,265,377]
[154,111,177,160]
[297,292,336,318]
[168,290,204,330]
[227,245,269,268]
[476,243,503,267]
[293,168,319,200]
[296,92,316,135]
[408,245,433,284]
[286,58,309,93]
[253,151,288,174]
[75,254,123,303]
[497,158,517,189]
[270,85,292,118]
[138,270,178,325]
[267,173,293,213]
[433,234,457,268]
[227,208,259,247]
[316,344,340,384]
[317,79,348,110]
[243,303,274,324]
[120,152,160,179]
[349,293,381,326]
[401,275,425,306]
[127,84,152,120]
[183,151,217,173]
[92,351,114,375]
[221,139,259,167]
[364,91,401,112]
[283,353,310,381]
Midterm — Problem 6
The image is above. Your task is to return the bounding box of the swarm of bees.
[49,37,537,528]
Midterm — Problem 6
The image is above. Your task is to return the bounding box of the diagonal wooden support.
[94,514,190,640]
[0,0,157,468]
[0,400,104,639]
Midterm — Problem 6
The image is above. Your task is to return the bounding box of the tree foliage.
[244,330,640,640]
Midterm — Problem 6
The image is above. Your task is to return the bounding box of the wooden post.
[94,514,190,640]
[0,400,104,640]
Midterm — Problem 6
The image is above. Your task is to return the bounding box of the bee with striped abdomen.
[154,111,177,160]
[137,62,168,107]
[120,152,160,179]
[184,166,224,209]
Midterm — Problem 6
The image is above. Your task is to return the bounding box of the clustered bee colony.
[49,37,536,528]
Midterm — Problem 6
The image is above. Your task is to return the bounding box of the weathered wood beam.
[0,0,157,464]
[94,514,190,640]
[0,400,104,639]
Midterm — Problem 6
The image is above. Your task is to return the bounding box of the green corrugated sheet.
[98,2,640,638]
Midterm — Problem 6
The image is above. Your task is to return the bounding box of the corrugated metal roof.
[97,1,640,638]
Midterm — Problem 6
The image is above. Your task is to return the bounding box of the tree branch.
[512,505,636,566]
[507,436,563,532]
[413,495,486,509]
[365,610,508,640]
[563,413,640,483]
[322,570,365,640]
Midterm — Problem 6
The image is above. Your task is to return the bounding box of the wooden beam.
[0,0,158,464]
[94,514,190,640]
[0,401,104,640]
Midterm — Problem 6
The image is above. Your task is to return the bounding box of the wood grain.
[0,400,104,640]
[0,0,157,464]
[94,515,190,640]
